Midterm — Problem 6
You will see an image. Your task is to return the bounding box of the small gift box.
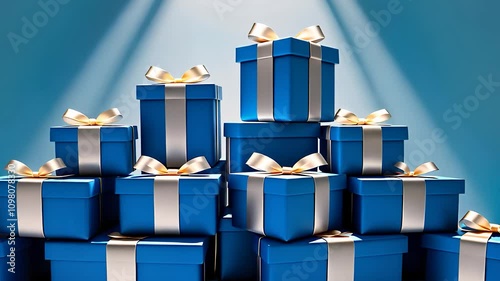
[422,211,500,281]
[46,230,212,281]
[116,156,221,236]
[229,153,346,242]
[50,108,138,176]
[218,209,257,281]
[236,23,339,122]
[348,162,465,234]
[224,122,320,173]
[0,238,49,281]
[255,232,408,281]
[0,159,111,240]
[137,65,222,168]
[320,109,408,175]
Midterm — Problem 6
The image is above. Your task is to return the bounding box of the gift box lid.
[0,177,101,198]
[115,175,221,195]
[348,176,465,196]
[229,172,346,196]
[45,230,210,264]
[255,234,408,264]
[224,122,320,138]
[50,126,138,142]
[321,125,409,141]
[0,237,33,257]
[422,233,500,260]
[236,37,339,64]
[136,84,222,100]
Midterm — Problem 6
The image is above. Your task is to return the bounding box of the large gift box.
[348,167,465,234]
[50,109,138,176]
[45,230,212,281]
[320,114,408,175]
[137,65,222,168]
[236,23,339,122]
[0,238,49,281]
[218,209,257,281]
[255,233,408,281]
[116,156,221,236]
[0,171,109,239]
[224,122,320,173]
[229,153,346,241]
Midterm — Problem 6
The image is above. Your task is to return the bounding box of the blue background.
[0,0,499,221]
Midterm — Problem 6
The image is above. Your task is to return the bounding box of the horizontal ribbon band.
[134,156,211,234]
[318,230,355,281]
[106,232,146,281]
[145,65,210,84]
[458,211,500,281]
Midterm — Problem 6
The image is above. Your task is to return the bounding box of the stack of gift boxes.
[0,22,498,281]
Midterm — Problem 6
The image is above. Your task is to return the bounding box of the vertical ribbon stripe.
[400,178,426,233]
[78,126,102,175]
[165,85,188,168]
[226,137,231,174]
[361,126,383,175]
[308,173,330,234]
[106,238,140,281]
[216,98,221,161]
[153,176,180,234]
[325,126,333,172]
[308,43,322,122]
[324,237,355,281]
[459,232,491,281]
[17,178,45,238]
[246,174,267,235]
[256,41,275,121]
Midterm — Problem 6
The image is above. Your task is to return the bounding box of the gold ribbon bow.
[334,108,391,125]
[134,155,211,175]
[246,152,327,175]
[5,158,67,178]
[62,108,122,126]
[318,230,353,239]
[394,161,439,177]
[145,65,210,84]
[248,22,325,43]
[459,211,500,237]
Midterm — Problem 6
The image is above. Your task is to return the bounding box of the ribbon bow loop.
[318,230,353,238]
[134,156,210,176]
[459,211,500,234]
[5,158,67,178]
[145,65,210,84]
[248,23,325,44]
[394,161,439,177]
[62,108,122,126]
[246,152,327,175]
[335,108,391,125]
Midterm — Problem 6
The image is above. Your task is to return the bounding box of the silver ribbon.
[246,173,330,236]
[154,176,180,234]
[325,126,333,172]
[308,43,322,122]
[78,126,102,175]
[17,178,45,238]
[322,236,355,281]
[361,126,383,175]
[400,178,427,233]
[106,237,141,281]
[459,232,490,281]
[226,137,231,174]
[165,85,188,168]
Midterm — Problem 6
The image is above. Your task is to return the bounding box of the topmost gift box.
[236,23,339,122]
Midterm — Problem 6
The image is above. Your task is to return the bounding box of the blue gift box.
[116,174,221,236]
[0,177,107,239]
[0,238,49,281]
[45,230,211,281]
[320,125,408,175]
[218,209,257,281]
[224,122,320,173]
[50,125,138,176]
[229,172,346,241]
[422,233,500,281]
[136,84,222,168]
[236,37,339,122]
[255,234,408,281]
[348,176,465,234]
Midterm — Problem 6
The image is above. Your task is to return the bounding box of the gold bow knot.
[5,158,67,178]
[145,65,210,84]
[134,155,211,176]
[62,108,122,126]
[334,108,391,125]
[246,153,327,175]
[318,230,353,239]
[459,211,500,234]
[394,161,439,177]
[248,23,325,43]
